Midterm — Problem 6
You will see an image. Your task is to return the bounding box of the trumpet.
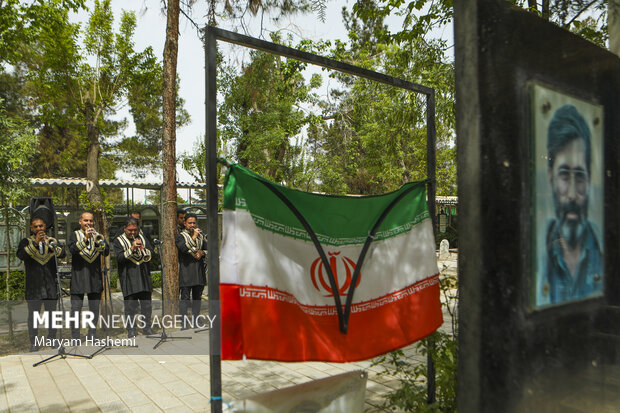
[86,226,106,247]
[36,230,57,249]
[129,235,151,262]
[190,228,206,260]
[192,228,205,245]
[45,236,58,249]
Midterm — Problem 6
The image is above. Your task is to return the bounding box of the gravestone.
[455,0,620,411]
[439,239,450,260]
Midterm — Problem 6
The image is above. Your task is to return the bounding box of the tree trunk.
[162,0,180,315]
[84,98,108,235]
[541,0,550,20]
[84,98,112,316]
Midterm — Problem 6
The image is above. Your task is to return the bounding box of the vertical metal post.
[205,26,222,413]
[425,91,437,405]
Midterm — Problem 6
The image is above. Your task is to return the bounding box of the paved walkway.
[0,254,457,412]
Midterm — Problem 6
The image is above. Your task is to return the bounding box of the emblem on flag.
[310,252,361,297]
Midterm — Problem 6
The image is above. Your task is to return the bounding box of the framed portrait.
[531,83,604,309]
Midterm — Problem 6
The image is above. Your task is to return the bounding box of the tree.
[218,35,323,187]
[161,0,182,313]
[303,0,455,195]
[353,0,609,46]
[161,0,319,317]
[0,97,37,218]
[0,98,38,340]
[1,0,187,230]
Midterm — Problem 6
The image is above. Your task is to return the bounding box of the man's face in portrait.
[177,213,186,227]
[549,138,589,248]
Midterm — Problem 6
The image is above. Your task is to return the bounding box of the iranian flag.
[220,164,442,362]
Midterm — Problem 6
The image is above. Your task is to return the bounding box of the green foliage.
[0,0,188,184]
[374,268,458,412]
[151,271,162,289]
[307,0,455,196]
[0,271,26,301]
[354,0,609,47]
[217,33,324,188]
[79,189,115,217]
[0,99,38,204]
[180,138,207,183]
[109,273,119,291]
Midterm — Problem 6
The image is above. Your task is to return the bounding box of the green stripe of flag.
[223,164,430,246]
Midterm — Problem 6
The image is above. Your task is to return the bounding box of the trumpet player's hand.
[132,239,143,252]
[85,227,95,239]
[192,228,201,240]
[35,230,46,244]
[194,250,204,260]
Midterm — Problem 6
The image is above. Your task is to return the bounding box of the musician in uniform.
[16,217,66,352]
[113,217,154,338]
[176,208,186,235]
[175,213,206,329]
[114,210,152,241]
[68,211,109,340]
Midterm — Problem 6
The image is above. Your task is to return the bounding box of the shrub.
[0,271,26,300]
[151,271,162,288]
[374,266,458,412]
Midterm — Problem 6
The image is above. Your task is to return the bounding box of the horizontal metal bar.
[208,26,434,96]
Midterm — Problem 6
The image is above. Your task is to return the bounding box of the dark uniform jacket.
[16,236,66,300]
[68,229,109,294]
[176,230,207,287]
[113,233,153,297]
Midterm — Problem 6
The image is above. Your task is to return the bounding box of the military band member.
[114,210,152,242]
[113,217,154,338]
[16,217,66,352]
[175,213,206,329]
[68,211,109,340]
[176,208,186,235]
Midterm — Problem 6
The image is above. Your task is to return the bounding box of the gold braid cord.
[75,229,105,263]
[117,233,151,265]
[180,230,202,255]
[24,236,61,265]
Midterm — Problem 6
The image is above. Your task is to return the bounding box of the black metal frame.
[205,26,436,412]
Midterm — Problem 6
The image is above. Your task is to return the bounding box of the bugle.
[129,235,151,262]
[86,226,106,247]
[44,234,58,249]
[193,228,205,245]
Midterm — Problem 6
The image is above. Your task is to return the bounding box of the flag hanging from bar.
[220,164,442,362]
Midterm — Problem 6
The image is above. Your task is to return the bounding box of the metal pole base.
[33,346,90,367]
[146,329,192,350]
[87,341,139,358]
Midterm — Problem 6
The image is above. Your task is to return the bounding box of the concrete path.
[0,334,423,412]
